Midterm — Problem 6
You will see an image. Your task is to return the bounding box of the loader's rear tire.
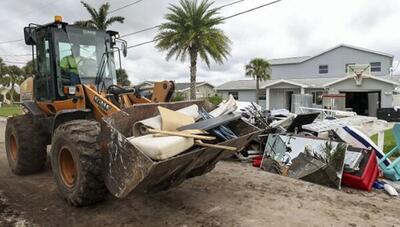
[5,114,48,175]
[50,120,108,206]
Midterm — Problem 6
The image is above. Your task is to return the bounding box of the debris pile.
[102,99,260,198]
[234,98,400,197]
[128,101,241,161]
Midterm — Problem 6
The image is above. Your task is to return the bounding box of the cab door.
[34,29,56,101]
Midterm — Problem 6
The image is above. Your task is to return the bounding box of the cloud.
[1,0,400,84]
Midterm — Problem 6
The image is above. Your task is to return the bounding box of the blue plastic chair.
[379,123,400,181]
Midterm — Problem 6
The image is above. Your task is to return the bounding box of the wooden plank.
[195,140,237,152]
[147,129,216,141]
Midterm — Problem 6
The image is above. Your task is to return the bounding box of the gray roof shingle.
[268,56,310,65]
[175,82,214,91]
[216,77,342,90]
[268,44,394,66]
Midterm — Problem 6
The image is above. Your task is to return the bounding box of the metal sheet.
[262,134,347,189]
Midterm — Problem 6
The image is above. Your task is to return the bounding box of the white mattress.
[128,134,194,161]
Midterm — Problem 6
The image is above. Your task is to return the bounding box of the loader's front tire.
[51,120,108,206]
[5,114,48,175]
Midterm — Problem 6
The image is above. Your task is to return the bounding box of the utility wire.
[126,0,283,49]
[0,39,24,45]
[120,25,160,38]
[109,0,144,14]
[120,0,247,38]
[217,0,245,9]
[0,0,144,45]
[2,60,27,65]
[0,53,31,57]
[223,0,282,20]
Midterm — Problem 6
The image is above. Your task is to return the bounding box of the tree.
[2,65,24,104]
[0,58,6,75]
[23,60,36,77]
[155,0,231,100]
[74,1,125,30]
[245,58,271,104]
[116,69,131,86]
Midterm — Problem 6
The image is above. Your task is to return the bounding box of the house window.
[228,91,239,100]
[345,63,355,73]
[258,93,266,100]
[370,62,381,72]
[311,91,323,105]
[319,65,328,74]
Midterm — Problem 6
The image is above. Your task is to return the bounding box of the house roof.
[268,56,310,65]
[175,82,214,91]
[216,77,341,90]
[216,80,260,90]
[216,75,400,91]
[268,44,394,65]
[323,74,400,87]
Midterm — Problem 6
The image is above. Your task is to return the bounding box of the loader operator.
[60,43,81,85]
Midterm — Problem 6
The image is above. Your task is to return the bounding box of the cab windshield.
[54,26,116,84]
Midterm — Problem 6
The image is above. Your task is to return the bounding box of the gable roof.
[323,74,400,87]
[216,77,342,90]
[268,44,394,65]
[216,74,400,91]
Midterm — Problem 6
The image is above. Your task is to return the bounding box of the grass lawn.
[371,129,397,156]
[0,104,22,117]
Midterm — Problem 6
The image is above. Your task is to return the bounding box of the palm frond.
[104,16,125,28]
[245,58,272,81]
[76,2,124,30]
[80,1,98,20]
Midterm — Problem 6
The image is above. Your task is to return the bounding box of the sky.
[0,0,400,86]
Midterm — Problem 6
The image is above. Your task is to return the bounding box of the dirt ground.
[0,120,400,227]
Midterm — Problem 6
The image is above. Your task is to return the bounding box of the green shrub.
[172,92,185,102]
[208,95,222,106]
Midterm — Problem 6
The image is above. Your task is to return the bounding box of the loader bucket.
[99,101,262,198]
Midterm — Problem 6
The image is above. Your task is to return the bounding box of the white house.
[217,44,398,116]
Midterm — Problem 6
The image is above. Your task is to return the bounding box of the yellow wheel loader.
[5,17,260,206]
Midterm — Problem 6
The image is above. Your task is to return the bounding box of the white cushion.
[128,135,194,161]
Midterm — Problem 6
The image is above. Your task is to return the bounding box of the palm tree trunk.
[255,77,260,104]
[189,49,198,100]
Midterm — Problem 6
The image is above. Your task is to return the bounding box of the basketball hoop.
[347,64,371,86]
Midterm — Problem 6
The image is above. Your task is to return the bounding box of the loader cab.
[24,17,124,101]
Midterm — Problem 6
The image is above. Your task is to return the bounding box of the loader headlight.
[63,86,76,95]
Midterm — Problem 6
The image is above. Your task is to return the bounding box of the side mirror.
[24,27,37,45]
[121,42,128,58]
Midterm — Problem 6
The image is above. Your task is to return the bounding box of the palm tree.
[245,58,271,104]
[2,65,24,104]
[155,0,231,100]
[116,69,131,86]
[74,1,125,30]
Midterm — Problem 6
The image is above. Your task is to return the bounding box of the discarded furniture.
[128,135,194,161]
[342,148,378,191]
[334,126,391,169]
[377,123,400,181]
[299,106,356,120]
[377,108,400,122]
[100,101,262,198]
[285,112,320,133]
[306,117,390,151]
